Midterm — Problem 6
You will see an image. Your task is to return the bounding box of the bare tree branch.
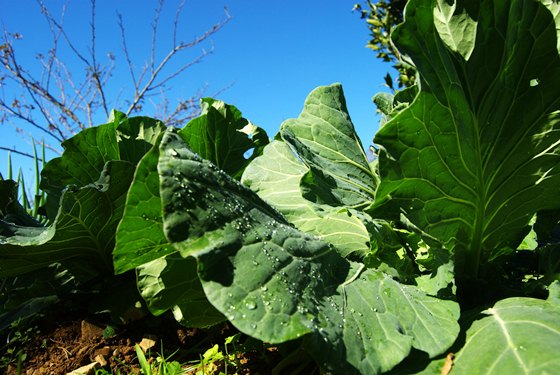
[0,96,58,141]
[117,13,139,93]
[1,1,232,161]
[173,0,187,47]
[125,7,232,115]
[151,44,213,91]
[0,146,43,161]
[90,0,109,118]
[151,0,165,75]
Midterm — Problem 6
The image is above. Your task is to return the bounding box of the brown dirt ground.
[2,313,285,375]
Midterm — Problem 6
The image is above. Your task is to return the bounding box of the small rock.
[137,335,158,352]
[66,362,100,375]
[80,320,104,340]
[94,354,108,367]
[94,346,112,357]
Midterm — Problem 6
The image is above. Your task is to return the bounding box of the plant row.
[1,0,560,373]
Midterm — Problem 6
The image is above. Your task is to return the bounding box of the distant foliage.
[353,0,416,90]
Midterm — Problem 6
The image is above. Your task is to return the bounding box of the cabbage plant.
[1,0,560,373]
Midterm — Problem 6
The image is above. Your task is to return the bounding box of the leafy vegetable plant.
[1,0,560,373]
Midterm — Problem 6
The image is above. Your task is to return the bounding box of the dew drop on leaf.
[245,301,257,310]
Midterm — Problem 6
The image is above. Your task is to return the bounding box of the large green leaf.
[113,140,173,274]
[136,255,225,328]
[451,285,560,374]
[0,160,134,277]
[242,140,374,258]
[279,84,376,209]
[372,0,560,279]
[242,85,381,258]
[40,111,165,219]
[147,130,459,373]
[112,139,223,327]
[179,98,269,179]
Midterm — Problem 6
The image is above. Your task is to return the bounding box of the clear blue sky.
[1,0,392,180]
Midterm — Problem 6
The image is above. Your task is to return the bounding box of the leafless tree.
[0,0,231,158]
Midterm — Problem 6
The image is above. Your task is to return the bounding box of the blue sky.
[1,0,392,180]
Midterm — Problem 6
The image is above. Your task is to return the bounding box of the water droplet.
[529,78,540,87]
[246,301,257,310]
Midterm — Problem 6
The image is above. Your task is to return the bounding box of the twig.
[0,146,43,161]
[89,0,109,117]
[173,0,187,47]
[151,0,165,75]
[0,97,60,142]
[125,7,231,115]
[117,12,138,92]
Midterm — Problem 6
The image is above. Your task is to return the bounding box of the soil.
[2,312,285,375]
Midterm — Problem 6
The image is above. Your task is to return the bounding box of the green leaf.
[0,296,59,332]
[115,116,167,165]
[452,297,560,374]
[279,84,376,209]
[40,113,165,219]
[151,130,459,373]
[242,140,374,258]
[113,140,174,274]
[0,160,135,277]
[0,180,42,227]
[302,264,460,374]
[548,281,560,306]
[372,0,560,280]
[136,255,225,328]
[112,137,223,326]
[179,98,269,179]
[433,0,478,59]
[373,85,419,128]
